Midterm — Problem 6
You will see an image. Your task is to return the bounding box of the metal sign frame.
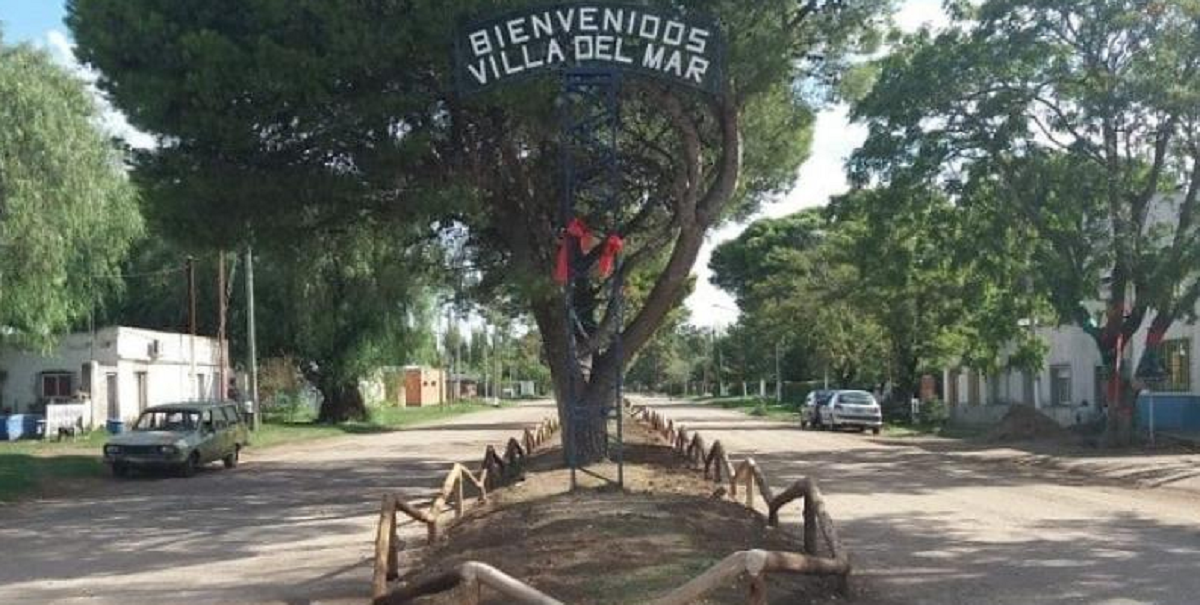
[454,3,724,490]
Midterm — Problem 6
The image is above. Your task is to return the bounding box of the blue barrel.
[6,415,42,440]
[0,416,7,441]
[105,419,125,435]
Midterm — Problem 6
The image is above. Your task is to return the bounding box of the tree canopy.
[851,0,1200,442]
[0,39,142,350]
[68,0,890,436]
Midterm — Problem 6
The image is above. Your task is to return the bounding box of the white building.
[0,326,228,428]
[943,316,1196,427]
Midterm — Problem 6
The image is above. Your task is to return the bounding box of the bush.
[918,399,949,426]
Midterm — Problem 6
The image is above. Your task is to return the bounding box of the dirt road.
[639,396,1200,605]
[0,401,555,605]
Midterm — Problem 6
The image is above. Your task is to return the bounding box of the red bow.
[554,218,595,284]
[597,234,624,278]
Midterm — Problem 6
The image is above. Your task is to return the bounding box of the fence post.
[803,490,817,555]
[373,495,395,598]
[455,473,465,518]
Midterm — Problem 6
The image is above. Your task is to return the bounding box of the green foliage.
[852,0,1200,411]
[918,398,949,426]
[0,41,142,349]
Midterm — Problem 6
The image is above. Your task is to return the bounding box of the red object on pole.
[597,234,624,277]
[554,217,594,284]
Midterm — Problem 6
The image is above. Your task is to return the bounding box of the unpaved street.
[0,401,555,605]
[639,396,1200,605]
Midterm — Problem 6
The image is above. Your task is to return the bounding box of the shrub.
[918,398,949,426]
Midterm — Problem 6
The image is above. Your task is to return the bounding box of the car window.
[839,392,875,405]
[134,410,199,431]
[222,406,241,425]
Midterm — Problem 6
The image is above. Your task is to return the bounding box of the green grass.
[0,400,502,503]
[252,400,504,449]
[882,422,988,440]
[698,396,801,421]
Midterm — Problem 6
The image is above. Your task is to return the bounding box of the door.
[135,372,148,412]
[106,373,119,420]
[198,410,220,462]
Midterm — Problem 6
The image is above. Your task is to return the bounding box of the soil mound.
[986,405,1070,442]
[399,421,842,604]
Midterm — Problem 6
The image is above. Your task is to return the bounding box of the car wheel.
[180,453,199,478]
[111,462,129,478]
[871,427,881,435]
[223,446,240,469]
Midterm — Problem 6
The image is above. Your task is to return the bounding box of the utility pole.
[244,246,260,430]
[186,256,197,399]
[217,251,227,400]
[775,339,783,404]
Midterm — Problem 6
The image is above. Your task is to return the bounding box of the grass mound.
[986,405,1070,443]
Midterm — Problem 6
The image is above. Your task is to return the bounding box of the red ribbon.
[554,218,595,284]
[597,234,624,278]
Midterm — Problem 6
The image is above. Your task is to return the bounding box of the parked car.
[800,389,835,429]
[103,401,248,477]
[814,390,883,434]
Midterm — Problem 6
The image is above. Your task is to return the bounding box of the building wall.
[404,367,444,407]
[0,327,225,427]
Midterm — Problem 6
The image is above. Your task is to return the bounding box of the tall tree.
[69,0,890,451]
[852,0,1200,444]
[0,39,142,350]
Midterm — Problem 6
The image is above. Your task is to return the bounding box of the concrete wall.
[0,327,225,427]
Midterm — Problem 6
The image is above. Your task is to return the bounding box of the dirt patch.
[399,421,839,604]
[985,405,1071,443]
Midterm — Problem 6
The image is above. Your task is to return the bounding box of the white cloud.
[684,0,947,329]
[685,106,868,328]
[38,29,156,150]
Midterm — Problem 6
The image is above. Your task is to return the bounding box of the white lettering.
[469,30,492,56]
[555,9,575,32]
[532,13,554,38]
[547,38,566,64]
[575,36,595,60]
[501,49,523,75]
[664,49,683,75]
[487,54,500,79]
[494,25,506,48]
[467,60,489,84]
[643,43,666,69]
[579,7,598,31]
[663,20,685,46]
[594,35,614,60]
[602,8,624,32]
[685,56,709,83]
[639,15,661,41]
[522,45,544,69]
[507,18,529,45]
[686,27,710,54]
[614,37,633,64]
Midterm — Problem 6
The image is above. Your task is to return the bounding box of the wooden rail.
[374,560,564,605]
[633,405,853,600]
[372,415,560,601]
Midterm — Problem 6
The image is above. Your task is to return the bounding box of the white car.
[815,390,883,434]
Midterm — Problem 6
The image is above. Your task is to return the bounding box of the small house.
[0,326,228,429]
[403,366,444,407]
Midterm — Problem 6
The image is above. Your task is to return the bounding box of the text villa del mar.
[457,4,722,94]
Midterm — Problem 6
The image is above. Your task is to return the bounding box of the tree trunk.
[317,377,368,424]
[1099,335,1134,447]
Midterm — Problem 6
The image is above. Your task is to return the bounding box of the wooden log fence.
[372,415,560,602]
[372,406,850,605]
[632,405,853,600]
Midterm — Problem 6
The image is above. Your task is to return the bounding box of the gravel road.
[0,401,556,605]
[639,396,1200,605]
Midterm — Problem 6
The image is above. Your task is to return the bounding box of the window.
[1050,365,1072,406]
[196,374,207,400]
[41,372,73,398]
[1161,338,1191,392]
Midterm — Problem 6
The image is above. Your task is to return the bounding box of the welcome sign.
[455,3,724,95]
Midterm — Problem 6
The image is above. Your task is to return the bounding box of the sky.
[0,0,949,329]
